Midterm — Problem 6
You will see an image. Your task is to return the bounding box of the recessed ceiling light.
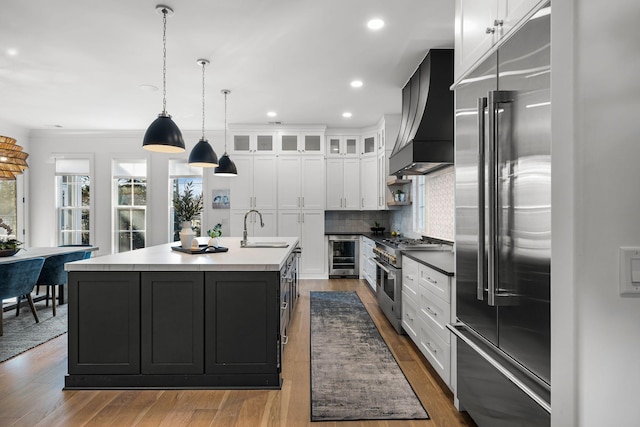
[342,112,352,118]
[367,18,384,30]
[139,84,159,92]
[6,48,18,56]
[267,111,277,117]
[350,80,363,88]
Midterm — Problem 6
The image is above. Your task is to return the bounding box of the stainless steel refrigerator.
[449,2,551,426]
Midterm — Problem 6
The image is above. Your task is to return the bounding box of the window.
[412,176,426,234]
[169,160,203,241]
[113,159,147,253]
[56,158,91,245]
[0,180,17,239]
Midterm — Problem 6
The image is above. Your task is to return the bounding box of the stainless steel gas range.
[373,237,450,334]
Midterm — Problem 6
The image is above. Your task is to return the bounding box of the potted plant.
[0,219,22,257]
[394,189,406,203]
[207,223,222,248]
[173,182,203,248]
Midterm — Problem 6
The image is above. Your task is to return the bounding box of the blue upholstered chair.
[36,251,88,316]
[0,257,45,336]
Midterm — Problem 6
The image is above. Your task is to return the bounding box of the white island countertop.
[65,237,299,272]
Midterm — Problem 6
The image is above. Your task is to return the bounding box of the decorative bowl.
[370,227,385,235]
[0,249,19,257]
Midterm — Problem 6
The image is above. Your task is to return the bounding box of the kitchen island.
[64,237,299,390]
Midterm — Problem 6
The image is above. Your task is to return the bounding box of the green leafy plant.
[207,223,222,238]
[373,221,381,228]
[0,218,22,250]
[173,182,203,222]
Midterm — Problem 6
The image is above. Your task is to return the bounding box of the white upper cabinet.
[277,132,325,155]
[361,134,377,157]
[326,158,360,210]
[360,156,378,210]
[326,135,359,157]
[277,155,325,210]
[229,131,276,155]
[454,0,546,80]
[228,155,277,210]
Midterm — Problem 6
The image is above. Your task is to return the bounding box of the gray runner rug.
[310,291,429,421]
[0,299,67,363]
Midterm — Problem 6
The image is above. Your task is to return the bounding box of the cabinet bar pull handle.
[425,306,437,316]
[282,335,289,345]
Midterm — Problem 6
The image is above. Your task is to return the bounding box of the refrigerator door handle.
[487,90,516,307]
[448,322,551,414]
[477,97,488,301]
[487,90,498,306]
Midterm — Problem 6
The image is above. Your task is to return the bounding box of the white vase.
[179,221,195,249]
[208,237,220,248]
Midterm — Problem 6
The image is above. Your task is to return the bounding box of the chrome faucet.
[241,209,264,247]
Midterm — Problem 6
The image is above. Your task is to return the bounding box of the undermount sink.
[242,241,289,248]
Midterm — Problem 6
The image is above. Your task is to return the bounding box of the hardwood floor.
[0,279,477,427]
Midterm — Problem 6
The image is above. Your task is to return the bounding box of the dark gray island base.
[64,237,299,390]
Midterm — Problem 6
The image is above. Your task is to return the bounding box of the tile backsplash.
[426,170,454,241]
[390,169,455,241]
[325,211,391,234]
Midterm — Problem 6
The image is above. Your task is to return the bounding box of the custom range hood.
[389,49,454,175]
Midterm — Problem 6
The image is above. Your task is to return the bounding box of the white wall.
[27,129,231,256]
[552,1,640,426]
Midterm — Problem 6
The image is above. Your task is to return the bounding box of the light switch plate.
[619,247,640,297]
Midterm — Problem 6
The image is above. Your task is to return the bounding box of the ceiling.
[0,0,453,132]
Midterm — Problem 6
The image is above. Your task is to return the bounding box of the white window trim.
[53,153,94,246]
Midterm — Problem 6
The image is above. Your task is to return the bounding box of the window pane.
[118,209,131,230]
[81,176,90,206]
[118,179,132,205]
[133,180,147,205]
[132,232,145,250]
[131,209,145,231]
[118,232,131,252]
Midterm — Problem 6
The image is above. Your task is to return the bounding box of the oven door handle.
[373,258,391,274]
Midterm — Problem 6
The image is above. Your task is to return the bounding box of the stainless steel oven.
[373,237,452,334]
[373,255,402,333]
[328,235,359,278]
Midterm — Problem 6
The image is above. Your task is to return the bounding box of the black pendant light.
[214,89,238,176]
[142,5,185,153]
[188,59,218,167]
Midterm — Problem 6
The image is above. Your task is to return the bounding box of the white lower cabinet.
[360,236,376,291]
[417,316,451,385]
[401,290,419,341]
[402,256,453,389]
[278,210,325,276]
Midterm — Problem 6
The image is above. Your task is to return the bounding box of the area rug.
[310,291,429,421]
[0,299,67,363]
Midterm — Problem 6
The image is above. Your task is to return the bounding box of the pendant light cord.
[224,91,228,153]
[162,8,168,115]
[201,61,206,140]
